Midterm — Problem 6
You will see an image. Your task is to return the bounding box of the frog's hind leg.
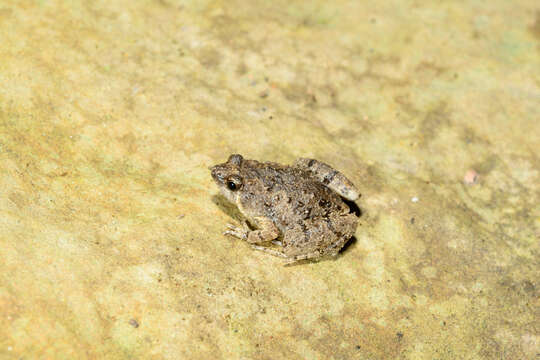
[283,250,330,265]
[251,245,327,264]
[293,158,359,201]
[250,245,288,258]
[284,236,347,265]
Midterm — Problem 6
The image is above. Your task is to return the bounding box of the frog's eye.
[227,181,237,190]
[226,175,242,191]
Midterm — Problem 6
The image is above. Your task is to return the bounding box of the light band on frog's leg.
[250,245,288,258]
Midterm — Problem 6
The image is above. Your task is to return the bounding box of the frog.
[210,154,360,263]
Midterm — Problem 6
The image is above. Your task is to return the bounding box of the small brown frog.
[210,154,360,263]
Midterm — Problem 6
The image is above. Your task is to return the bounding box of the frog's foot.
[223,223,248,240]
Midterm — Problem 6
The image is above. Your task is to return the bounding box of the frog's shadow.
[211,194,362,265]
[211,194,245,223]
[343,198,362,217]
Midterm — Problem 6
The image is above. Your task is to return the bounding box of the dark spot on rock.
[472,154,499,175]
[410,217,415,224]
[236,62,247,75]
[197,47,221,68]
[522,280,535,294]
[129,319,139,328]
[397,332,403,339]
[418,102,450,146]
[528,11,540,41]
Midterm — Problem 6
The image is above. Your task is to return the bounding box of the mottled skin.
[211,154,360,263]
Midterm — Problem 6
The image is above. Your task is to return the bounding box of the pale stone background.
[0,1,538,359]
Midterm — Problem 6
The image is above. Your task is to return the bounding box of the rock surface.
[0,1,538,359]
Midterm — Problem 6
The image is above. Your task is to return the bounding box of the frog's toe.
[223,224,248,240]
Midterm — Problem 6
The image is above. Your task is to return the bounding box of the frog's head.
[210,154,245,203]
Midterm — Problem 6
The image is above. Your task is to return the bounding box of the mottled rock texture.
[0,1,538,359]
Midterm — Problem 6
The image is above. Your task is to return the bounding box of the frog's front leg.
[224,216,280,244]
[294,158,359,201]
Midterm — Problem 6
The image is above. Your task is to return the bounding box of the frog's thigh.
[281,225,318,258]
[283,242,337,263]
[293,158,359,201]
[284,239,345,264]
[321,236,348,257]
[246,216,279,244]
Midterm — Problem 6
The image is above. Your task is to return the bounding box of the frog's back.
[239,160,355,234]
